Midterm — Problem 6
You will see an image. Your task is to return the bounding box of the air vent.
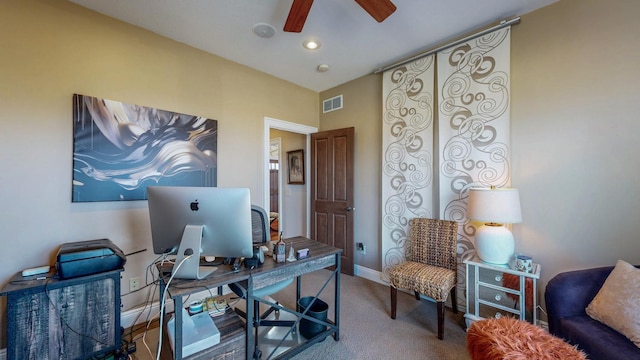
[323,95,343,113]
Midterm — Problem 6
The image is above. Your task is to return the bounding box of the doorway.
[263,117,317,239]
[268,138,281,240]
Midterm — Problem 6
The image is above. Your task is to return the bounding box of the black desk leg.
[174,295,183,360]
[246,276,255,360]
[296,275,302,312]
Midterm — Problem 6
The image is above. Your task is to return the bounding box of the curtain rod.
[373,17,521,74]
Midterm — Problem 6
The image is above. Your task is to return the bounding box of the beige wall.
[320,74,382,270]
[321,0,640,314]
[0,0,318,345]
[511,0,640,294]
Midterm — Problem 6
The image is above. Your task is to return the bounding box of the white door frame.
[263,117,317,238]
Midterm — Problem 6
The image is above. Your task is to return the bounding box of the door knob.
[345,206,354,211]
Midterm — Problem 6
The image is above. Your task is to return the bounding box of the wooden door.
[269,159,279,213]
[311,127,354,276]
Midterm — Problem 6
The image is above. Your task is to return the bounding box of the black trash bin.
[297,296,328,339]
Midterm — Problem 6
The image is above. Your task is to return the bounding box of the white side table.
[464,252,541,328]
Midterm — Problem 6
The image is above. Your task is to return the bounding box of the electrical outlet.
[357,242,366,255]
[129,277,141,292]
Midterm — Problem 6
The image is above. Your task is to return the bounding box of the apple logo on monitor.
[190,200,199,211]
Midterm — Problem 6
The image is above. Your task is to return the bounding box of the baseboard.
[121,299,164,329]
[354,264,386,285]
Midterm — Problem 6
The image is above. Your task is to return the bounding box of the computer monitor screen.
[147,186,254,279]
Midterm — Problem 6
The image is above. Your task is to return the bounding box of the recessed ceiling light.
[317,64,330,72]
[303,40,321,50]
[253,23,275,38]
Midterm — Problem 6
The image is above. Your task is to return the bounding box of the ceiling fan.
[284,0,397,33]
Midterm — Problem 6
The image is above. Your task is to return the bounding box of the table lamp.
[467,187,522,264]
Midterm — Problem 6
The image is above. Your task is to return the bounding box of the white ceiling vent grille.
[323,95,343,113]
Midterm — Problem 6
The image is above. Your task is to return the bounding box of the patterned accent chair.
[388,218,458,340]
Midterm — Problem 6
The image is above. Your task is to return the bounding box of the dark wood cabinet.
[1,269,122,360]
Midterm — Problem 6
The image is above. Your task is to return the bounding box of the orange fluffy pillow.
[467,317,586,360]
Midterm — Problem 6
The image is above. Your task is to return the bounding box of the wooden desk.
[160,236,342,360]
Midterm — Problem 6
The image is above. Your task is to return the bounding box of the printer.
[56,239,126,279]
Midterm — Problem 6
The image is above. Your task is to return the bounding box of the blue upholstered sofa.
[545,265,640,360]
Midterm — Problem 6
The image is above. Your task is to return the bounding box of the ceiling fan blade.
[284,0,314,33]
[354,0,397,22]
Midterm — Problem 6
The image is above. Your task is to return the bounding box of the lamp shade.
[467,187,522,224]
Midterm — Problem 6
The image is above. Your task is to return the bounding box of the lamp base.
[475,224,514,265]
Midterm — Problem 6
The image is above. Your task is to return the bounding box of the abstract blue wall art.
[72,94,217,202]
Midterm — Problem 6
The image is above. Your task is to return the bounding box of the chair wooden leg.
[390,286,397,319]
[437,301,444,340]
[450,287,458,313]
[414,291,421,300]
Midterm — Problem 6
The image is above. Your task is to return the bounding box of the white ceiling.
[69,0,557,92]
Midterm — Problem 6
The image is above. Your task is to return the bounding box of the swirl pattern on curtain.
[438,27,512,308]
[380,28,511,312]
[381,56,435,281]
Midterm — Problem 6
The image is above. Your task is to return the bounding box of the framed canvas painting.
[72,94,217,202]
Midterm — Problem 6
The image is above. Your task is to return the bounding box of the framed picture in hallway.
[287,149,304,184]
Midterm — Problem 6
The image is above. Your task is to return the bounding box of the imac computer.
[147,186,254,280]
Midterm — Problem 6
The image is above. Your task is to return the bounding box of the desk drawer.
[477,285,520,306]
[477,302,522,320]
[486,268,506,286]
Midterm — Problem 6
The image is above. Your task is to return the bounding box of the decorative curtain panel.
[381,56,435,281]
[438,27,512,307]
[381,27,512,309]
